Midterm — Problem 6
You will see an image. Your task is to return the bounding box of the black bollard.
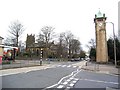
[40,59,42,66]
[86,61,87,66]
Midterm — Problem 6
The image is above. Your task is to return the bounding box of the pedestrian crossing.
[54,64,78,68]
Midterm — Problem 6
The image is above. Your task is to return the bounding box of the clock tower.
[94,10,108,63]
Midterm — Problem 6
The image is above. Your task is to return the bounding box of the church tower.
[94,10,108,63]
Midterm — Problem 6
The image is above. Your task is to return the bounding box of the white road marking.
[71,69,81,78]
[57,65,62,67]
[72,80,77,83]
[106,87,117,90]
[67,65,71,67]
[79,78,119,85]
[23,70,32,73]
[69,83,74,87]
[73,66,77,68]
[84,70,119,77]
[66,79,71,82]
[69,77,73,80]
[46,61,86,88]
[0,72,19,76]
[62,65,66,67]
[73,78,79,81]
[62,81,68,85]
[46,70,77,88]
[57,85,64,88]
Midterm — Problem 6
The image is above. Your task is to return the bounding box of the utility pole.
[106,22,117,67]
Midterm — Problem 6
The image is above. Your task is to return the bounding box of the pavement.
[1,64,54,76]
[82,61,120,75]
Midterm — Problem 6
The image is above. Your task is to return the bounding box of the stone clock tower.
[94,11,108,63]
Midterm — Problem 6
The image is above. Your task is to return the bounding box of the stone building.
[94,11,108,63]
[26,34,57,58]
[26,34,48,58]
[26,34,42,55]
[26,34,35,49]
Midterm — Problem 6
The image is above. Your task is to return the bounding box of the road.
[1,60,119,90]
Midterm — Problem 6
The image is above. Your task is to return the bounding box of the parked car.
[70,58,80,61]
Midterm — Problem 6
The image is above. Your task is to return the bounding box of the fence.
[1,59,52,69]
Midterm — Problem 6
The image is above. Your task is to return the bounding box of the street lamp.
[106,22,117,67]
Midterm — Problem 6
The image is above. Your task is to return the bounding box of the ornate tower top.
[95,9,106,19]
[96,10,103,18]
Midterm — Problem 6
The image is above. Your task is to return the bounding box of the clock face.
[98,22,103,27]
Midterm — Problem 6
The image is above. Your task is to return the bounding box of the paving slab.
[82,61,120,75]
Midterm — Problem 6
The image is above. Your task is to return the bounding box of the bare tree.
[86,39,96,49]
[38,26,55,58]
[41,26,55,44]
[4,38,13,46]
[8,20,25,47]
[62,31,74,58]
[88,39,96,48]
[56,32,66,58]
[71,39,81,55]
[36,33,44,44]
[59,31,81,59]
[64,31,74,46]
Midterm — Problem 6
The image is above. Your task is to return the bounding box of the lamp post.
[106,22,117,67]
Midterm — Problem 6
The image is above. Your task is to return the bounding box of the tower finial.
[98,8,101,13]
[96,8,103,18]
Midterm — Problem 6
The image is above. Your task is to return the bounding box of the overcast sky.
[0,0,119,51]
